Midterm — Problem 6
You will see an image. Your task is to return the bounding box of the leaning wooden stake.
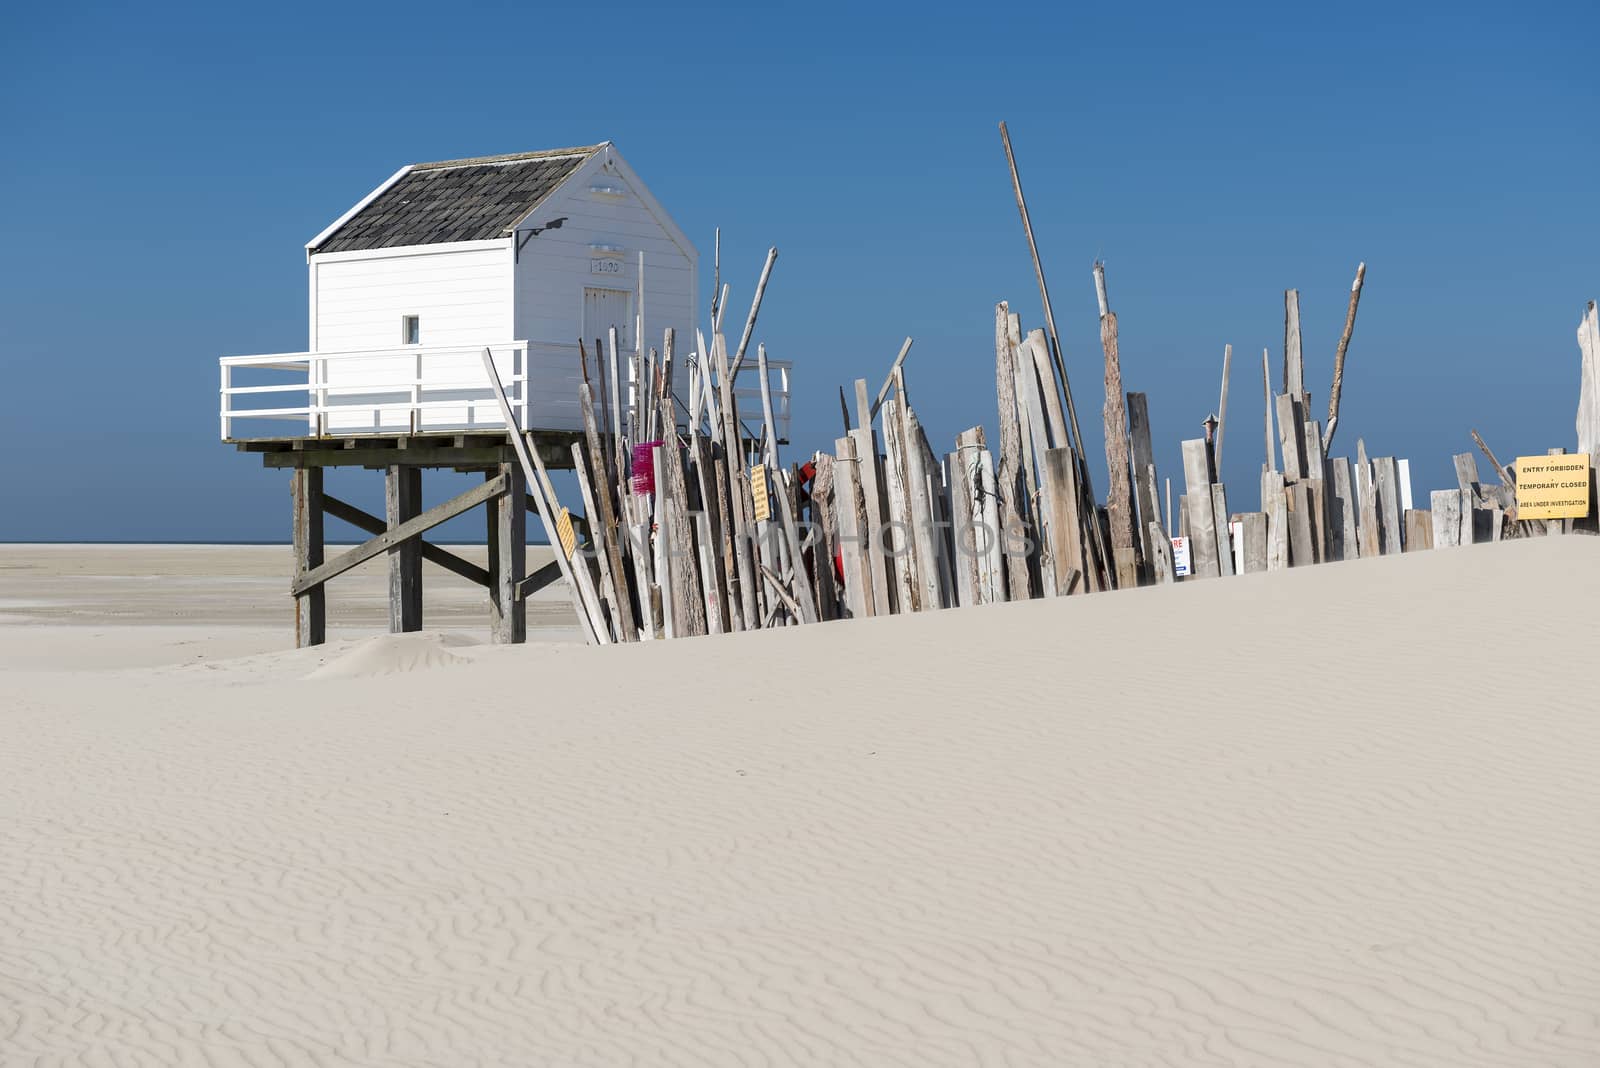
[727,247,778,377]
[1093,262,1138,589]
[1323,262,1367,452]
[1216,343,1232,471]
[481,348,599,645]
[998,122,1112,582]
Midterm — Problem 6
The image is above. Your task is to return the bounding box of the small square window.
[402,315,421,345]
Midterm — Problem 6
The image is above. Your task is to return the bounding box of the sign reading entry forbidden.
[1515,453,1591,520]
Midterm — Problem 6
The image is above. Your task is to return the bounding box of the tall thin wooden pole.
[727,247,778,377]
[1216,343,1232,472]
[1323,261,1366,453]
[998,121,1110,583]
[1262,347,1275,473]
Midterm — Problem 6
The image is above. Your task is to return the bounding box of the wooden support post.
[947,442,978,608]
[832,435,872,618]
[385,465,422,633]
[291,467,325,648]
[487,462,526,644]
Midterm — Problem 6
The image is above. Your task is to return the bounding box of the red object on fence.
[631,441,663,494]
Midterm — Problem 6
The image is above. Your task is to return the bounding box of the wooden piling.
[487,462,526,644]
[385,464,423,633]
[291,467,325,648]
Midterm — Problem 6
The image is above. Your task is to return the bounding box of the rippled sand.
[2,538,1597,1065]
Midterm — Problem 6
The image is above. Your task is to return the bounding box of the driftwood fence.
[478,133,1599,646]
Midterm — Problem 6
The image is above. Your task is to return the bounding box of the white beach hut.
[226,142,698,436]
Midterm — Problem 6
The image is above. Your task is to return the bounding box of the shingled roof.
[310,145,603,254]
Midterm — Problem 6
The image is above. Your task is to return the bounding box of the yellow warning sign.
[1515,453,1591,520]
[555,507,578,558]
[750,463,771,522]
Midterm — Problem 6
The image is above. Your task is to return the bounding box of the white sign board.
[1171,536,1192,578]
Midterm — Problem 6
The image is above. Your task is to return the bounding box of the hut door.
[583,287,634,354]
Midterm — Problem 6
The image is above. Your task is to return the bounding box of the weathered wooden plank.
[1092,281,1138,591]
[688,433,728,635]
[1027,329,1070,448]
[1275,393,1306,482]
[658,402,707,636]
[1303,475,1328,564]
[832,435,872,618]
[1215,343,1232,471]
[947,446,977,608]
[570,445,622,642]
[1240,512,1268,573]
[1148,521,1175,583]
[1261,469,1289,572]
[904,407,944,612]
[385,465,423,633]
[1328,458,1357,562]
[1015,355,1059,598]
[1431,489,1463,548]
[480,349,601,644]
[1356,440,1380,558]
[993,302,1033,602]
[1041,447,1088,595]
[1373,456,1403,554]
[1405,509,1434,551]
[580,381,637,641]
[973,444,1003,604]
[1453,452,1481,498]
[880,396,917,613]
[1209,483,1234,577]
[1286,481,1317,567]
[810,454,841,623]
[514,559,561,602]
[1127,392,1162,573]
[848,426,891,615]
[1179,439,1221,579]
[291,467,325,648]
[1284,288,1305,399]
[486,462,526,643]
[1261,347,1276,474]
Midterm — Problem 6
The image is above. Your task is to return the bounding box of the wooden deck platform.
[232,430,583,472]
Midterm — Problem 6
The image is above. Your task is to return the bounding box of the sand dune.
[1,537,1597,1065]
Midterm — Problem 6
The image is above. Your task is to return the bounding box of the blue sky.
[0,0,1594,541]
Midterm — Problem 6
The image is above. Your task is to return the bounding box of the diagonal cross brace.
[291,475,507,595]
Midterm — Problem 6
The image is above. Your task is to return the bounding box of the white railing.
[219,342,529,440]
[729,359,793,443]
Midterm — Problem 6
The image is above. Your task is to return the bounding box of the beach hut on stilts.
[219,142,752,646]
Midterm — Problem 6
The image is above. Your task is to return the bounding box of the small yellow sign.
[1515,453,1591,520]
[750,463,771,522]
[555,507,578,559]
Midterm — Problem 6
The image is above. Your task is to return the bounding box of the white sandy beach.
[2,537,1597,1066]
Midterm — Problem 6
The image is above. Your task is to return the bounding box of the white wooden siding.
[513,152,697,431]
[312,240,512,431]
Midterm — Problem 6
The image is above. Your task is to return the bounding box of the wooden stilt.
[487,462,526,643]
[385,465,422,633]
[291,467,325,648]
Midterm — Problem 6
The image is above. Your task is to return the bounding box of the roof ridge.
[412,144,606,171]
